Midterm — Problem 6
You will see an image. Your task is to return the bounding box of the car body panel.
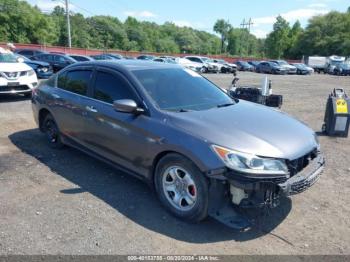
[32,60,319,180]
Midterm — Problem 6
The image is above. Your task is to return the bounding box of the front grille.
[287,148,318,177]
[0,85,30,92]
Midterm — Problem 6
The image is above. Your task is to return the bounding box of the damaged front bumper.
[207,153,325,231]
[279,154,325,196]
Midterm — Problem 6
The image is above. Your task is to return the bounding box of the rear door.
[83,67,151,176]
[50,67,94,147]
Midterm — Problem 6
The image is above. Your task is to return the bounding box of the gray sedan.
[31,60,324,230]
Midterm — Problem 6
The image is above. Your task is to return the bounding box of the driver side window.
[93,71,137,104]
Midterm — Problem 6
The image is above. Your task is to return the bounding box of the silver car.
[32,60,324,230]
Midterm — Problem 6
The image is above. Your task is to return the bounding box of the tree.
[265,15,290,58]
[213,19,232,53]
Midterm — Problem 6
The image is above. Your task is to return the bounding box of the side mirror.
[113,99,144,114]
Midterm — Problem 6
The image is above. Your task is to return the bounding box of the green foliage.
[227,28,263,57]
[213,19,231,53]
[265,16,290,59]
[1,0,349,59]
[296,11,350,57]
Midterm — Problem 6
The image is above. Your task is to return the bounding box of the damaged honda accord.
[32,60,325,230]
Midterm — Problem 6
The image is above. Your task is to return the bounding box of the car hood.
[167,100,318,160]
[0,62,32,72]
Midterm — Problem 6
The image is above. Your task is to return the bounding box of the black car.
[14,54,53,79]
[256,61,287,74]
[31,53,77,73]
[236,61,253,71]
[333,62,350,76]
[90,54,119,61]
[68,55,94,62]
[137,55,156,60]
[247,61,260,71]
[105,53,123,60]
[31,60,324,230]
[15,49,47,59]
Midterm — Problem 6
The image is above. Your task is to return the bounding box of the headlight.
[212,145,288,175]
[27,69,35,76]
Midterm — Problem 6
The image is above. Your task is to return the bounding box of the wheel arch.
[149,150,206,186]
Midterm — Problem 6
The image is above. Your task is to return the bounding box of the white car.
[184,56,219,73]
[175,58,203,72]
[0,51,38,97]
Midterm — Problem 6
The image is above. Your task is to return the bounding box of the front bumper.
[279,154,325,196]
[0,74,38,94]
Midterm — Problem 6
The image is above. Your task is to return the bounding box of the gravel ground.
[0,72,349,255]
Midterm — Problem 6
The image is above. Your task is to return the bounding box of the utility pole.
[65,0,72,48]
[239,18,254,57]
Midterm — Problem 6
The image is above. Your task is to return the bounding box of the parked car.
[153,57,176,64]
[236,61,254,71]
[333,62,350,76]
[159,56,176,61]
[137,55,156,60]
[90,54,119,61]
[291,63,313,75]
[31,53,77,72]
[175,58,203,72]
[32,60,324,229]
[325,55,346,74]
[123,56,136,60]
[14,54,53,79]
[247,61,260,71]
[0,51,38,97]
[270,60,297,74]
[184,56,219,73]
[104,53,123,60]
[15,49,46,59]
[256,61,287,74]
[68,55,94,62]
[213,59,237,73]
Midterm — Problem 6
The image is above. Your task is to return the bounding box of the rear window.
[57,70,92,96]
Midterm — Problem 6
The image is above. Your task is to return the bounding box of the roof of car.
[68,60,181,71]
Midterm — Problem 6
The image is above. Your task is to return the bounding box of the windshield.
[0,53,17,63]
[133,68,233,111]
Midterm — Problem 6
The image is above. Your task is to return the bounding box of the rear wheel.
[154,153,209,222]
[43,114,64,149]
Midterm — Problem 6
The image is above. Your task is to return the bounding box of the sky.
[26,0,349,38]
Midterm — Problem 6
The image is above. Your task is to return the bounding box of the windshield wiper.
[216,103,235,108]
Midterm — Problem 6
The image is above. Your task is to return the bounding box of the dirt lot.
[0,72,349,255]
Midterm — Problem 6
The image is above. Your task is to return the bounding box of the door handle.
[86,105,98,113]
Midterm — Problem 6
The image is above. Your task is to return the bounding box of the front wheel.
[43,114,64,149]
[154,154,209,222]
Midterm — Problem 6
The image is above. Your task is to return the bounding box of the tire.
[154,153,209,223]
[43,114,64,149]
[200,67,208,74]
